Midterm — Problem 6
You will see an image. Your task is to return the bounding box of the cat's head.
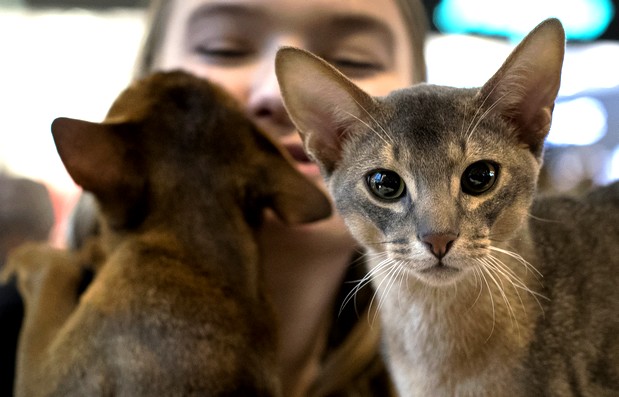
[276,19,564,286]
[51,71,331,233]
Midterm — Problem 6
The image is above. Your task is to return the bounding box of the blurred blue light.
[547,97,608,146]
[609,145,619,182]
[434,0,615,40]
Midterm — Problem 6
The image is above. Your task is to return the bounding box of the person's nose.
[247,46,297,138]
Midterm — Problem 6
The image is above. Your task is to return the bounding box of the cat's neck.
[372,226,543,396]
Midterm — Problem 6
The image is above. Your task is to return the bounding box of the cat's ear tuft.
[276,47,376,174]
[478,18,565,157]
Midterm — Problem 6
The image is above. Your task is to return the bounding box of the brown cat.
[2,71,332,396]
[276,19,619,397]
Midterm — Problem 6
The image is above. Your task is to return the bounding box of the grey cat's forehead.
[382,84,477,131]
[376,84,513,153]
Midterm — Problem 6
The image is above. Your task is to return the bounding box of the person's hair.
[393,0,428,83]
[134,0,428,83]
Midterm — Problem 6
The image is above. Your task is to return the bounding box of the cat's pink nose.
[420,233,458,258]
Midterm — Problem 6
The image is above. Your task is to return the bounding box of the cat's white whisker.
[340,253,391,316]
[475,260,497,341]
[487,255,531,306]
[342,110,391,146]
[463,99,486,141]
[356,256,394,294]
[368,259,397,325]
[459,102,469,138]
[350,97,395,145]
[526,212,561,223]
[484,256,527,326]
[462,78,502,141]
[373,262,402,325]
[466,92,510,142]
[395,261,409,310]
[489,246,544,279]
[468,266,485,312]
[480,259,520,335]
[371,260,403,325]
[349,249,375,265]
[485,254,529,290]
[487,252,548,314]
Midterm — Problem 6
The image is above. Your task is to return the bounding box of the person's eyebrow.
[187,3,266,25]
[331,14,391,32]
[329,14,394,38]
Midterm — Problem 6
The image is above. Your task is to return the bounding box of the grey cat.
[275,19,619,397]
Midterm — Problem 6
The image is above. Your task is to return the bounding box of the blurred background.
[0,0,618,244]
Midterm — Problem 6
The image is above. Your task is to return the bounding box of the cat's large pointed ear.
[479,18,565,157]
[276,47,376,175]
[51,117,145,225]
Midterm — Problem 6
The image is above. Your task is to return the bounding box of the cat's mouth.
[419,263,459,273]
[416,262,462,284]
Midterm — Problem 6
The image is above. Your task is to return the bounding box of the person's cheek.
[175,61,255,106]
[206,67,254,105]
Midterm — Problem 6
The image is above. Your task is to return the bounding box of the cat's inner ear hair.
[275,47,377,174]
[477,18,565,157]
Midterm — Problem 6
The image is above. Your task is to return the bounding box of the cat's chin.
[414,263,464,286]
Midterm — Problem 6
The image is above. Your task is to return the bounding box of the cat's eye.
[366,170,406,201]
[461,161,499,196]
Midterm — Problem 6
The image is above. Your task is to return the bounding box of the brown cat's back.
[40,236,276,396]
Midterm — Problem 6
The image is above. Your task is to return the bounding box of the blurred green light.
[434,0,615,41]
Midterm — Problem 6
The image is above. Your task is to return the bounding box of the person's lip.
[284,143,310,163]
[282,143,321,177]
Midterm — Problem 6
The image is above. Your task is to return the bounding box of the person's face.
[157,0,415,182]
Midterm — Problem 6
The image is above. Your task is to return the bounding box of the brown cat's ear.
[266,162,333,225]
[52,117,145,226]
[250,131,332,225]
[478,18,565,158]
[275,47,376,175]
[52,118,129,194]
